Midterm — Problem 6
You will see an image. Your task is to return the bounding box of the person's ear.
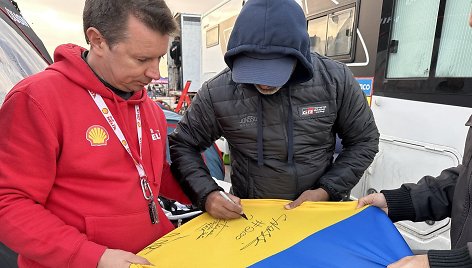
[86,27,107,56]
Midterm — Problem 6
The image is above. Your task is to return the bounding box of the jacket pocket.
[85,208,173,253]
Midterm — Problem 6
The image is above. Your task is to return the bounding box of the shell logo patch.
[86,125,109,146]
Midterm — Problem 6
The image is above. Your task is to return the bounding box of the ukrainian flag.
[132,200,412,268]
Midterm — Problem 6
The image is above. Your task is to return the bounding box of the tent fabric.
[0,0,52,64]
[132,200,412,268]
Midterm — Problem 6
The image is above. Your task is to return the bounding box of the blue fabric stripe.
[249,206,413,268]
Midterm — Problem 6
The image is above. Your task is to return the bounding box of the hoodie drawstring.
[287,89,294,164]
[257,95,264,166]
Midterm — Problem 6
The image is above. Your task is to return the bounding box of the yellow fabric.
[131,200,366,268]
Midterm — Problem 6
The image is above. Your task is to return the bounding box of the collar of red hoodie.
[47,43,146,104]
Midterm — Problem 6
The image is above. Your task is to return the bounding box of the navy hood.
[224,0,313,84]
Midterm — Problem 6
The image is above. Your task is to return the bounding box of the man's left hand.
[388,255,429,268]
[284,188,330,209]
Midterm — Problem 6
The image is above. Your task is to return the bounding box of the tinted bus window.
[436,0,472,77]
[0,19,47,104]
[386,0,440,78]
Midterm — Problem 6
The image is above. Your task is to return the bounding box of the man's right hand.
[204,191,244,219]
[98,249,151,268]
[356,193,389,214]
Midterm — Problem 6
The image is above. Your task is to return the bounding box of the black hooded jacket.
[169,0,379,209]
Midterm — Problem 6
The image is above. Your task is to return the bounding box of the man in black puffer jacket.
[169,0,379,219]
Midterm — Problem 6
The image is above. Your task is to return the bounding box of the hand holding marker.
[218,191,248,220]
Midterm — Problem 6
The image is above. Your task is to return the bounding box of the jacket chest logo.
[150,128,161,141]
[239,115,257,128]
[86,125,109,146]
[298,103,329,118]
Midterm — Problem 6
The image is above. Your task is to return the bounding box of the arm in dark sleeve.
[382,166,461,222]
[169,83,223,209]
[427,243,472,267]
[319,65,380,200]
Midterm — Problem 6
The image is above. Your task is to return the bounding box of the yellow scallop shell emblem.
[86,125,109,146]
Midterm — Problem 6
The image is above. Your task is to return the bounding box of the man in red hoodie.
[0,0,189,267]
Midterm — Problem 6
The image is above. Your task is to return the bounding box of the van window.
[206,25,219,48]
[386,0,440,78]
[307,6,355,61]
[0,19,47,104]
[308,16,328,56]
[326,8,354,57]
[435,0,472,77]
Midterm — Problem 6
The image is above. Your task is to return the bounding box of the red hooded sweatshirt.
[0,44,190,268]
